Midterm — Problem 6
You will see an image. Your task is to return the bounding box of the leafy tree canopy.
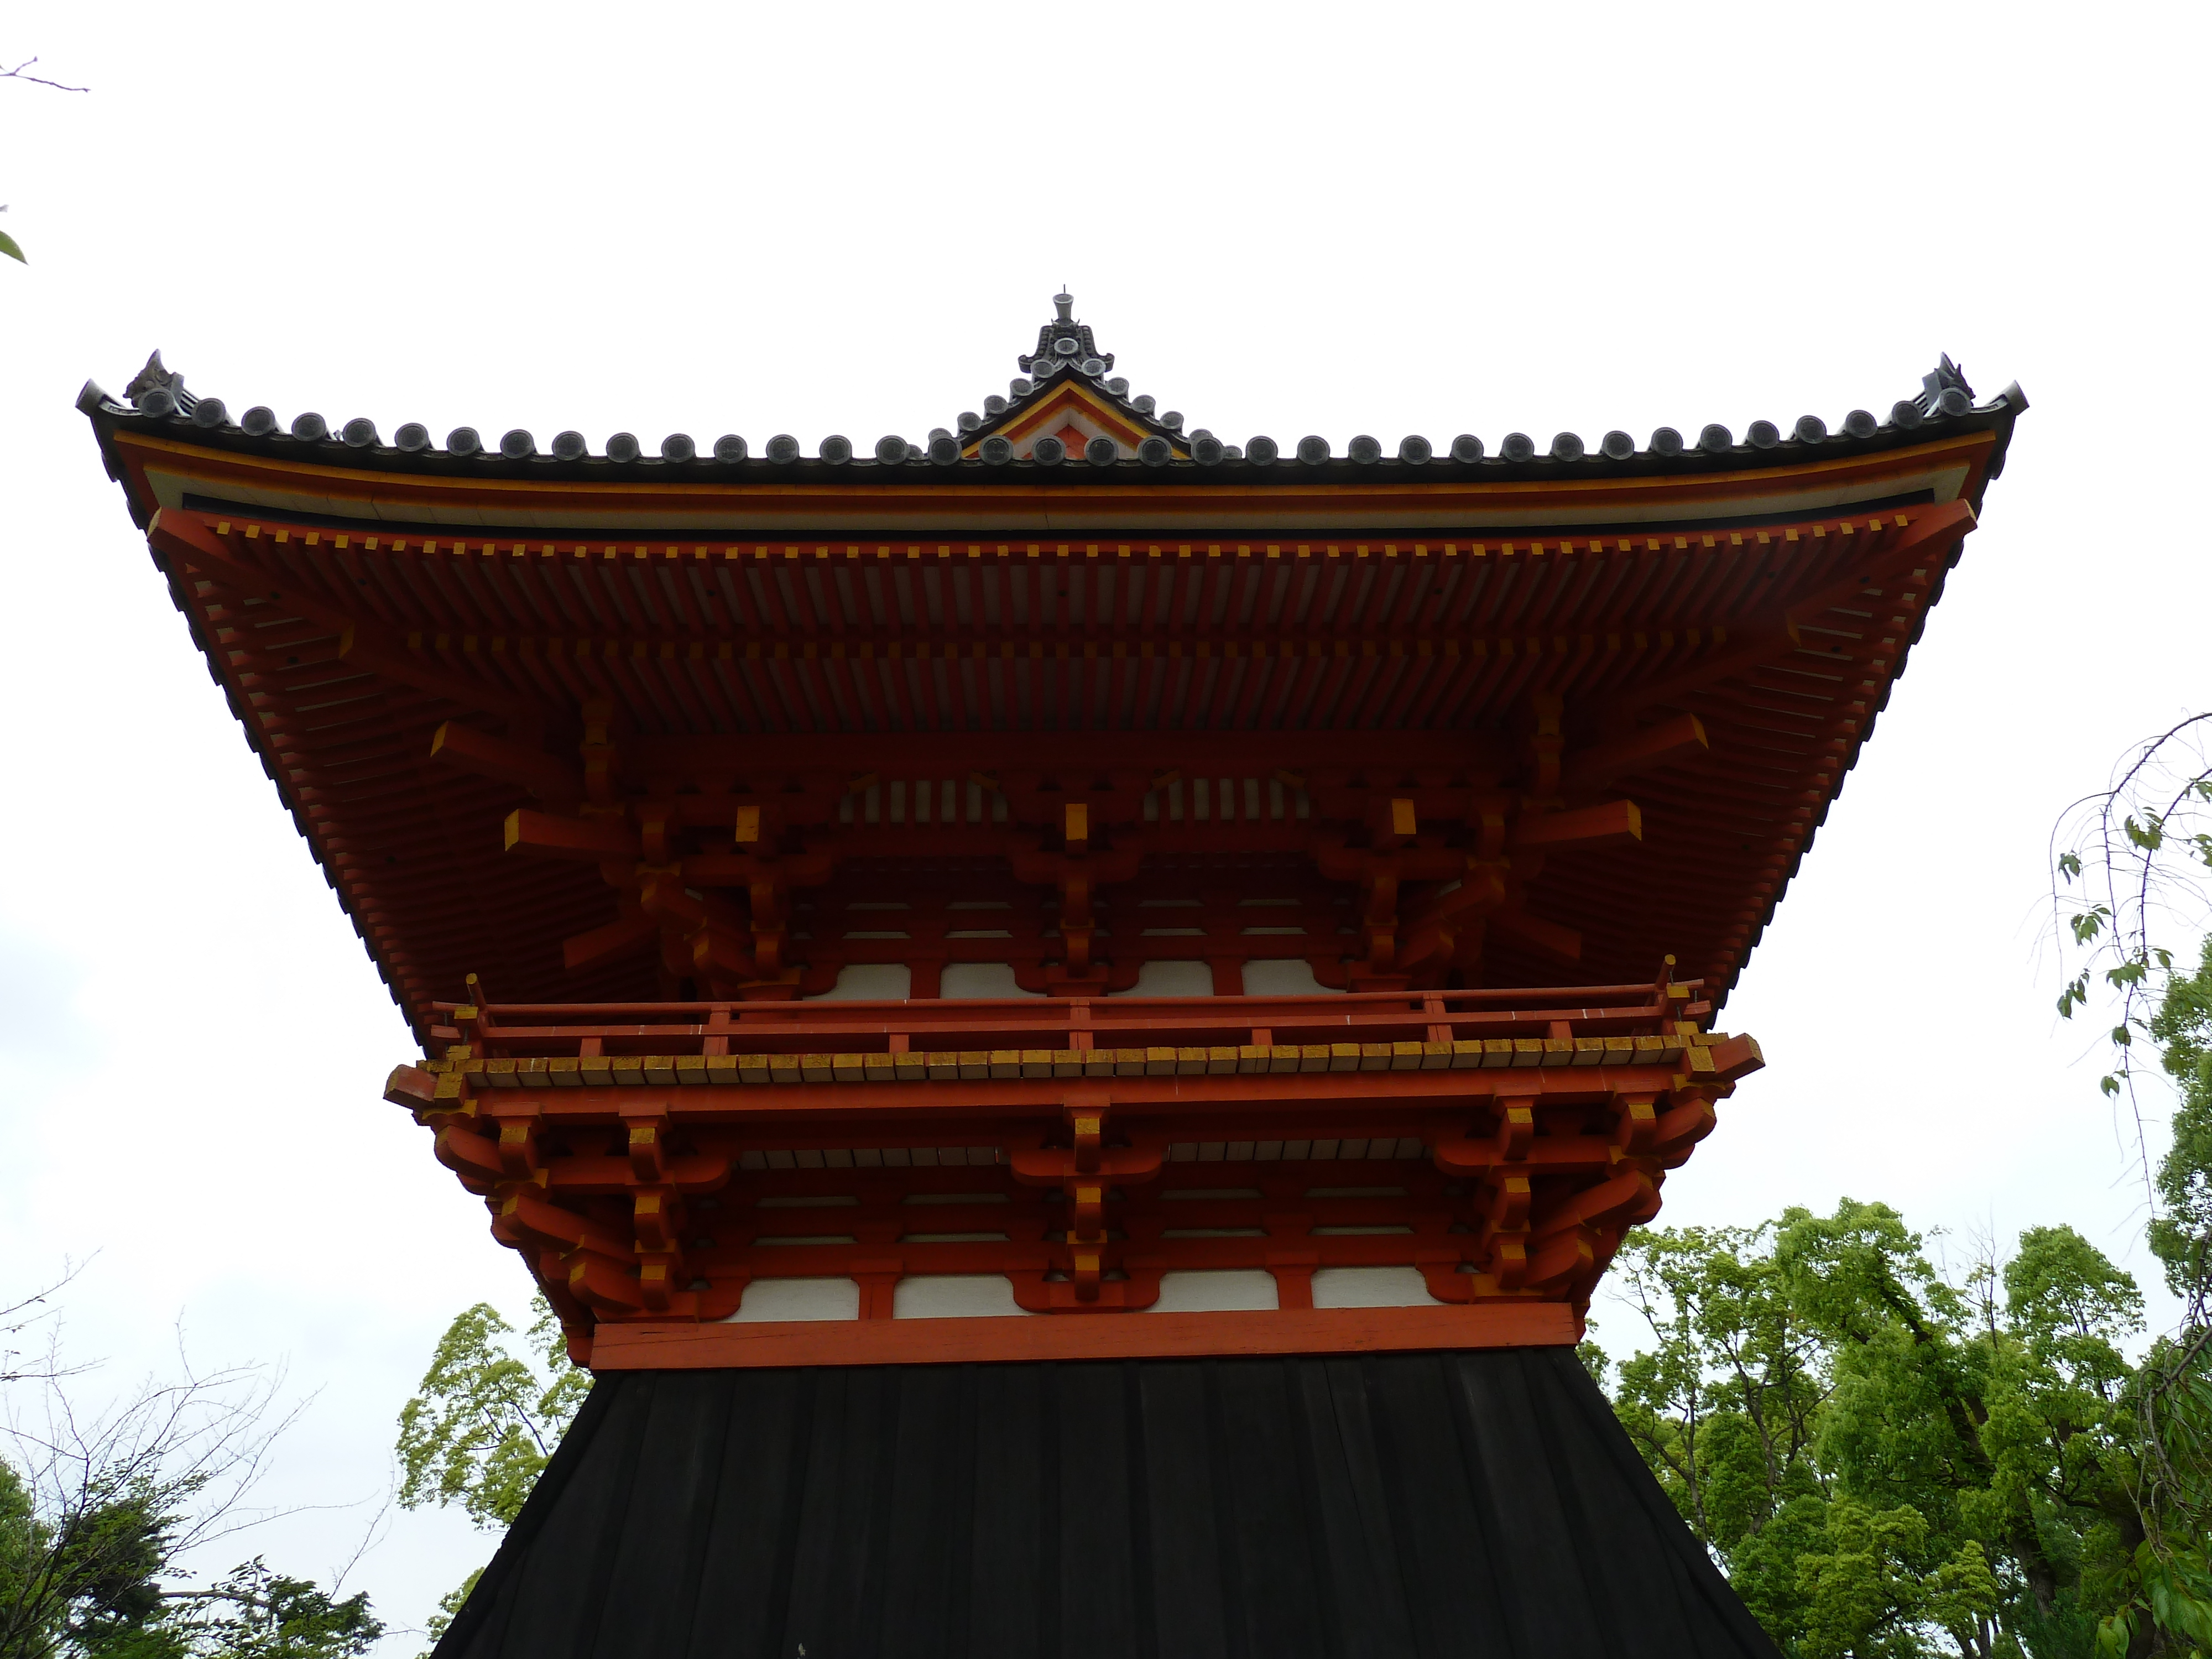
[0,1478,383,1659]
[396,1295,588,1652]
[1592,995,2212,1659]
[396,1297,587,1533]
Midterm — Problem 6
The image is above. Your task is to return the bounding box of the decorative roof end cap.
[1916,353,1975,418]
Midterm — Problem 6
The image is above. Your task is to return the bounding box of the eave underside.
[112,432,1994,1036]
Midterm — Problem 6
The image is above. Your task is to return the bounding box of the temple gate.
[84,298,2021,1657]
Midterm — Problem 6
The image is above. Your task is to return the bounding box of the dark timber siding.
[437,1347,1777,1659]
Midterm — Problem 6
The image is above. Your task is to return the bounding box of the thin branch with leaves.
[0,53,86,264]
[2048,716,2212,1655]
[2050,713,2212,1126]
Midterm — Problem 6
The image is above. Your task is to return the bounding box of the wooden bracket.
[567,1252,647,1315]
[1653,1094,1719,1167]
[632,1188,686,1252]
[1072,1182,1105,1239]
[1070,1105,1103,1174]
[625,1115,672,1183]
[427,1069,477,1121]
[1476,1098,1536,1287]
[636,1250,681,1313]
[497,1119,542,1179]
[1610,1095,1657,1155]
[1071,1244,1103,1302]
[433,1124,502,1189]
[383,1063,441,1113]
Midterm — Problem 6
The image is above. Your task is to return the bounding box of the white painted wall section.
[723,1278,862,1322]
[1310,1266,1442,1308]
[893,1275,1035,1318]
[1150,1270,1280,1312]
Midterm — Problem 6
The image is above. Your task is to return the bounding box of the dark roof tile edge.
[81,380,2025,498]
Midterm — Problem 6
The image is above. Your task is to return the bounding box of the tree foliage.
[396,1296,587,1652]
[416,1571,480,1657]
[2047,722,2212,1656]
[395,1297,586,1533]
[1594,1168,2210,1656]
[0,1328,380,1659]
[2052,718,2212,1113]
[155,1559,379,1659]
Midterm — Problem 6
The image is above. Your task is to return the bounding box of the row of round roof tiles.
[128,385,1980,467]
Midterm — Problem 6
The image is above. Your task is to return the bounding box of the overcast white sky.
[2,2,2208,1646]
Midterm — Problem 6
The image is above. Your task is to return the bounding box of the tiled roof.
[76,304,2024,1032]
[82,302,2021,488]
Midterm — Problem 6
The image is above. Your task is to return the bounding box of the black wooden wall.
[439,1345,1778,1659]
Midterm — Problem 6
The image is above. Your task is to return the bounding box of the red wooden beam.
[505,809,640,859]
[146,509,535,722]
[1514,800,1641,849]
[430,721,583,802]
[1559,714,1708,792]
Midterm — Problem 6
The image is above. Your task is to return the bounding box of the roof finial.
[1017,293,1112,378]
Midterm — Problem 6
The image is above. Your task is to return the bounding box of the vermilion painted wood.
[585,1302,1581,1370]
[101,411,1995,1371]
[108,424,1999,533]
[387,982,1755,1349]
[135,476,1982,1024]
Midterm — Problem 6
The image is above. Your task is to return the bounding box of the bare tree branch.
[0,1324,320,1654]
[0,57,87,93]
[0,1259,94,1386]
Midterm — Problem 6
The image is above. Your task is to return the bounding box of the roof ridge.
[77,294,2025,484]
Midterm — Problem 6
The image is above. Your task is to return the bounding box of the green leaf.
[397,1294,587,1529]
[2100,1074,2122,1097]
[0,229,23,264]
[2058,851,2083,881]
[2059,973,2092,1019]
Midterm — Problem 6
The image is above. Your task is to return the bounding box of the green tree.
[0,1334,378,1659]
[2094,937,2212,1659]
[1605,1223,1831,1558]
[1594,1201,2151,1657]
[396,1297,586,1532]
[2148,937,2212,1304]
[396,1296,587,1651]
[161,1559,380,1659]
[416,1572,480,1656]
[2046,722,2212,1656]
